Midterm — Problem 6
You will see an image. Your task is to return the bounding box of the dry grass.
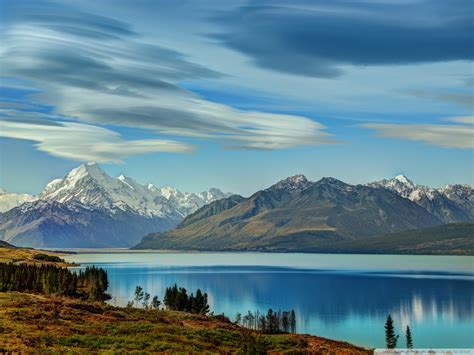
[0,247,73,267]
[0,292,372,354]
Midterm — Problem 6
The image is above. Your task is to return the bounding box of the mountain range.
[134,175,473,253]
[0,163,231,248]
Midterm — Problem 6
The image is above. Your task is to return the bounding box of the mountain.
[134,175,444,251]
[368,175,474,223]
[0,163,231,248]
[0,188,35,213]
[316,222,474,255]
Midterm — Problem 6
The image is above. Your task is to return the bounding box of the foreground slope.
[135,175,443,251]
[0,292,370,354]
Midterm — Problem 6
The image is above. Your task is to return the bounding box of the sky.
[0,0,473,196]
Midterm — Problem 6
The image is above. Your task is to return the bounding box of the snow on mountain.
[0,188,36,213]
[0,163,233,248]
[368,176,473,222]
[270,174,311,191]
[37,162,232,218]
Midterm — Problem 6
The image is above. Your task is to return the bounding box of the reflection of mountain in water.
[99,265,474,326]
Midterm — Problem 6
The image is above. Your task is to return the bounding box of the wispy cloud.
[361,118,474,149]
[0,0,333,158]
[210,0,473,78]
[0,118,194,163]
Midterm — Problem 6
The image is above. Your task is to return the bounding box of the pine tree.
[143,292,150,309]
[134,286,144,307]
[289,310,296,333]
[405,325,413,349]
[385,314,399,349]
[151,296,161,309]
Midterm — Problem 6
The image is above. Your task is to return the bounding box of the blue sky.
[0,0,473,196]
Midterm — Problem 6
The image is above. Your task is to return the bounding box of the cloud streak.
[210,0,473,78]
[362,119,474,149]
[0,0,334,158]
[0,118,194,163]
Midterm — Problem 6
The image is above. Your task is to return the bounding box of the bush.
[32,254,63,263]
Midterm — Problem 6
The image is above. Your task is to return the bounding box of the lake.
[64,251,474,349]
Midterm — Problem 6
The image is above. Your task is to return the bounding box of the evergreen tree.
[151,296,161,309]
[405,325,413,349]
[134,286,144,307]
[143,292,150,309]
[289,310,296,333]
[235,312,242,324]
[385,314,399,349]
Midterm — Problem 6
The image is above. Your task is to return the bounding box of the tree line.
[385,314,414,349]
[235,309,297,334]
[0,263,109,301]
[127,284,210,315]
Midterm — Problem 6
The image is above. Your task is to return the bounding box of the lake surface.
[65,252,474,348]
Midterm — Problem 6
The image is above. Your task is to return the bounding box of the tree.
[142,292,150,309]
[289,310,296,333]
[134,286,144,307]
[151,296,161,309]
[405,325,413,349]
[385,314,399,349]
[235,312,242,324]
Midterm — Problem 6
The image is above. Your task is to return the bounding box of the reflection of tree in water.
[101,265,474,326]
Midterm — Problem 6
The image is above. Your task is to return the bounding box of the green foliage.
[151,295,161,309]
[238,329,268,355]
[163,284,210,314]
[134,286,144,307]
[32,254,64,263]
[240,309,296,334]
[405,325,413,349]
[0,263,109,301]
[384,314,399,349]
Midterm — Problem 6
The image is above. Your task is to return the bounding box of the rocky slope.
[368,175,473,223]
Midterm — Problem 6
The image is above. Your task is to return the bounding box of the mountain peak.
[272,174,310,191]
[394,174,413,185]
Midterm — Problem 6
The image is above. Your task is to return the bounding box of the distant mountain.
[368,175,474,223]
[0,188,35,213]
[0,163,232,248]
[317,222,474,255]
[134,175,445,251]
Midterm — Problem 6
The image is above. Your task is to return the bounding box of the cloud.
[447,116,474,125]
[361,120,474,149]
[210,0,474,78]
[408,91,474,110]
[0,118,194,163]
[0,0,333,155]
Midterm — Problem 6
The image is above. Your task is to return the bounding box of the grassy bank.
[0,243,74,267]
[0,292,371,354]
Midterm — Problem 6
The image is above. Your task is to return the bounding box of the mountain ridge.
[134,174,470,252]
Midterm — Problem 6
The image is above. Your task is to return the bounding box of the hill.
[317,222,474,255]
[134,175,445,251]
[0,292,370,353]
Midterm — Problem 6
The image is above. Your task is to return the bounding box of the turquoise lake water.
[65,252,474,349]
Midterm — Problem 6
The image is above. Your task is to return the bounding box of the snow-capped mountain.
[0,188,35,213]
[368,175,473,223]
[0,162,232,248]
[270,174,311,191]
